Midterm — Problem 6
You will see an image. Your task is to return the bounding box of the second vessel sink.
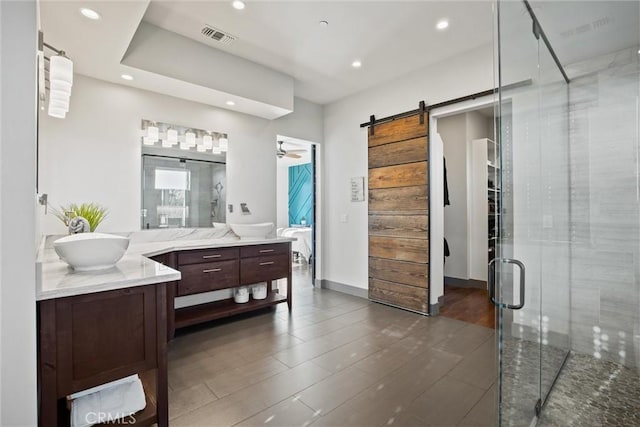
[229,222,274,240]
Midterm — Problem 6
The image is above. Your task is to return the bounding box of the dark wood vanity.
[38,239,292,426]
[154,241,292,339]
[38,284,168,426]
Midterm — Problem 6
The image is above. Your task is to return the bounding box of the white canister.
[252,283,267,300]
[234,286,249,303]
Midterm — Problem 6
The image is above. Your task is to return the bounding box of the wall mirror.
[140,119,227,229]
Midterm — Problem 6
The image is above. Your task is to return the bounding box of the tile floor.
[166,265,639,426]
[538,353,640,427]
[167,265,497,426]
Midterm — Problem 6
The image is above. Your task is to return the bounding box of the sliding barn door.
[368,113,430,314]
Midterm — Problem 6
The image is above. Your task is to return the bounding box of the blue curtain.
[288,163,313,226]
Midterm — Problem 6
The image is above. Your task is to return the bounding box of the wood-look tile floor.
[168,265,496,426]
[439,285,496,329]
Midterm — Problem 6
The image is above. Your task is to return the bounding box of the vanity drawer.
[178,259,239,296]
[240,243,289,258]
[178,247,239,265]
[240,254,289,284]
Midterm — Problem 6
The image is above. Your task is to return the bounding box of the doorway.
[276,136,318,287]
[435,105,497,328]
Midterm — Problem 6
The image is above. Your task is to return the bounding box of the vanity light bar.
[140,119,228,155]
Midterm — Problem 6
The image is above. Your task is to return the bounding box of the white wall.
[39,75,323,237]
[322,44,494,295]
[276,162,289,229]
[0,1,38,425]
[439,114,468,280]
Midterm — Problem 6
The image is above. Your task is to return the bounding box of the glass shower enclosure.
[494,1,571,425]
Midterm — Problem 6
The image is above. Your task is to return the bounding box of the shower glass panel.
[141,155,226,229]
[537,35,571,408]
[494,0,570,425]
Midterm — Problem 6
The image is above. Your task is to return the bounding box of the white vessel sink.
[229,222,274,240]
[54,233,130,271]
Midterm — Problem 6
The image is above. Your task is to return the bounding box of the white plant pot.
[252,284,267,300]
[234,286,249,303]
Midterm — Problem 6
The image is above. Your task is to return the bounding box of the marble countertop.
[37,227,295,301]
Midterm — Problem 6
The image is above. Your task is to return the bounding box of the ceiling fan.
[276,141,307,159]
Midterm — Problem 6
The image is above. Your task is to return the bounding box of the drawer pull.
[202,254,222,259]
[259,261,275,266]
[259,249,275,253]
[203,268,222,273]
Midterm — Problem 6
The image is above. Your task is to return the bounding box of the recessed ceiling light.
[352,60,362,69]
[80,8,101,20]
[436,19,449,30]
[121,74,133,81]
[319,20,329,27]
[226,100,235,106]
[232,0,245,10]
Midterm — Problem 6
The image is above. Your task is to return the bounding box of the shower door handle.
[488,258,525,310]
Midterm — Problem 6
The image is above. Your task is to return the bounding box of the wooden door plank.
[368,162,427,190]
[368,214,428,239]
[368,185,428,213]
[369,235,429,264]
[368,115,428,147]
[368,137,428,169]
[369,257,429,288]
[369,278,429,313]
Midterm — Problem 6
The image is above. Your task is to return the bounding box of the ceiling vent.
[201,24,237,46]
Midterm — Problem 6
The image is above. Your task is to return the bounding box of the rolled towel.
[69,216,91,234]
[70,375,146,427]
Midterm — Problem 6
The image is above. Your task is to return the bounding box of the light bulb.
[48,106,66,119]
[167,129,178,145]
[202,134,213,149]
[80,8,101,20]
[436,19,449,30]
[50,89,69,102]
[185,131,196,147]
[50,54,73,86]
[49,99,69,112]
[219,137,228,152]
[50,80,72,96]
[147,125,159,143]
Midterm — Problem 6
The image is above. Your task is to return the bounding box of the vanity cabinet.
[177,247,239,265]
[38,284,168,427]
[177,259,239,295]
[160,241,292,339]
[240,243,290,285]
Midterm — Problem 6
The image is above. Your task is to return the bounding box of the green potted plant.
[51,202,109,232]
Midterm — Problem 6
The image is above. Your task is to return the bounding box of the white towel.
[70,375,146,427]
